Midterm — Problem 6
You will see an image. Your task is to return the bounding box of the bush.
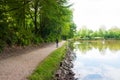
[0,40,5,53]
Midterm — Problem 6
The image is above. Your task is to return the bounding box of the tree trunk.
[34,0,39,33]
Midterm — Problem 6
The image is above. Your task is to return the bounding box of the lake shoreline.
[54,48,76,80]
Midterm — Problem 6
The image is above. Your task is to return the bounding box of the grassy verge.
[28,43,66,80]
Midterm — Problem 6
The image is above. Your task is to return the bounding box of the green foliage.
[77,27,120,40]
[32,34,44,44]
[28,44,66,80]
[0,0,76,52]
[77,27,93,39]
[0,40,5,53]
[68,23,77,38]
[15,29,33,45]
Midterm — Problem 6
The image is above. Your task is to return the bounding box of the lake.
[72,40,120,80]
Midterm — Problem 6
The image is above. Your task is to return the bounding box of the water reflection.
[72,40,120,80]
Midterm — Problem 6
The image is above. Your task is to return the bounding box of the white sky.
[69,0,120,30]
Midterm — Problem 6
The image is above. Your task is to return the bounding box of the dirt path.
[0,41,65,80]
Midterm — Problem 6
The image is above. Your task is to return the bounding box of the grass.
[28,43,66,80]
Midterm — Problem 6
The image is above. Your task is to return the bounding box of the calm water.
[72,40,120,80]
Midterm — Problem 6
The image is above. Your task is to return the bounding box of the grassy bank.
[28,43,66,80]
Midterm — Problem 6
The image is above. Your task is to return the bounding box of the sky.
[69,0,120,30]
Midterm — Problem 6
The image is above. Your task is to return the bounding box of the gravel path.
[0,41,65,80]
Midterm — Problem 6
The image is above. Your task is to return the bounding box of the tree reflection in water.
[72,40,120,80]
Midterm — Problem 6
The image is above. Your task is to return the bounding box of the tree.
[0,0,76,51]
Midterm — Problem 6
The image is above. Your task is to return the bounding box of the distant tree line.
[76,27,120,40]
[0,0,76,52]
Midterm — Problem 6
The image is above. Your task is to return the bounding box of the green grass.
[28,43,66,80]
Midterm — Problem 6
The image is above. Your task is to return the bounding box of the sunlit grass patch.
[28,43,66,80]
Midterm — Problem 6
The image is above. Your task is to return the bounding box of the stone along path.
[0,41,65,80]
